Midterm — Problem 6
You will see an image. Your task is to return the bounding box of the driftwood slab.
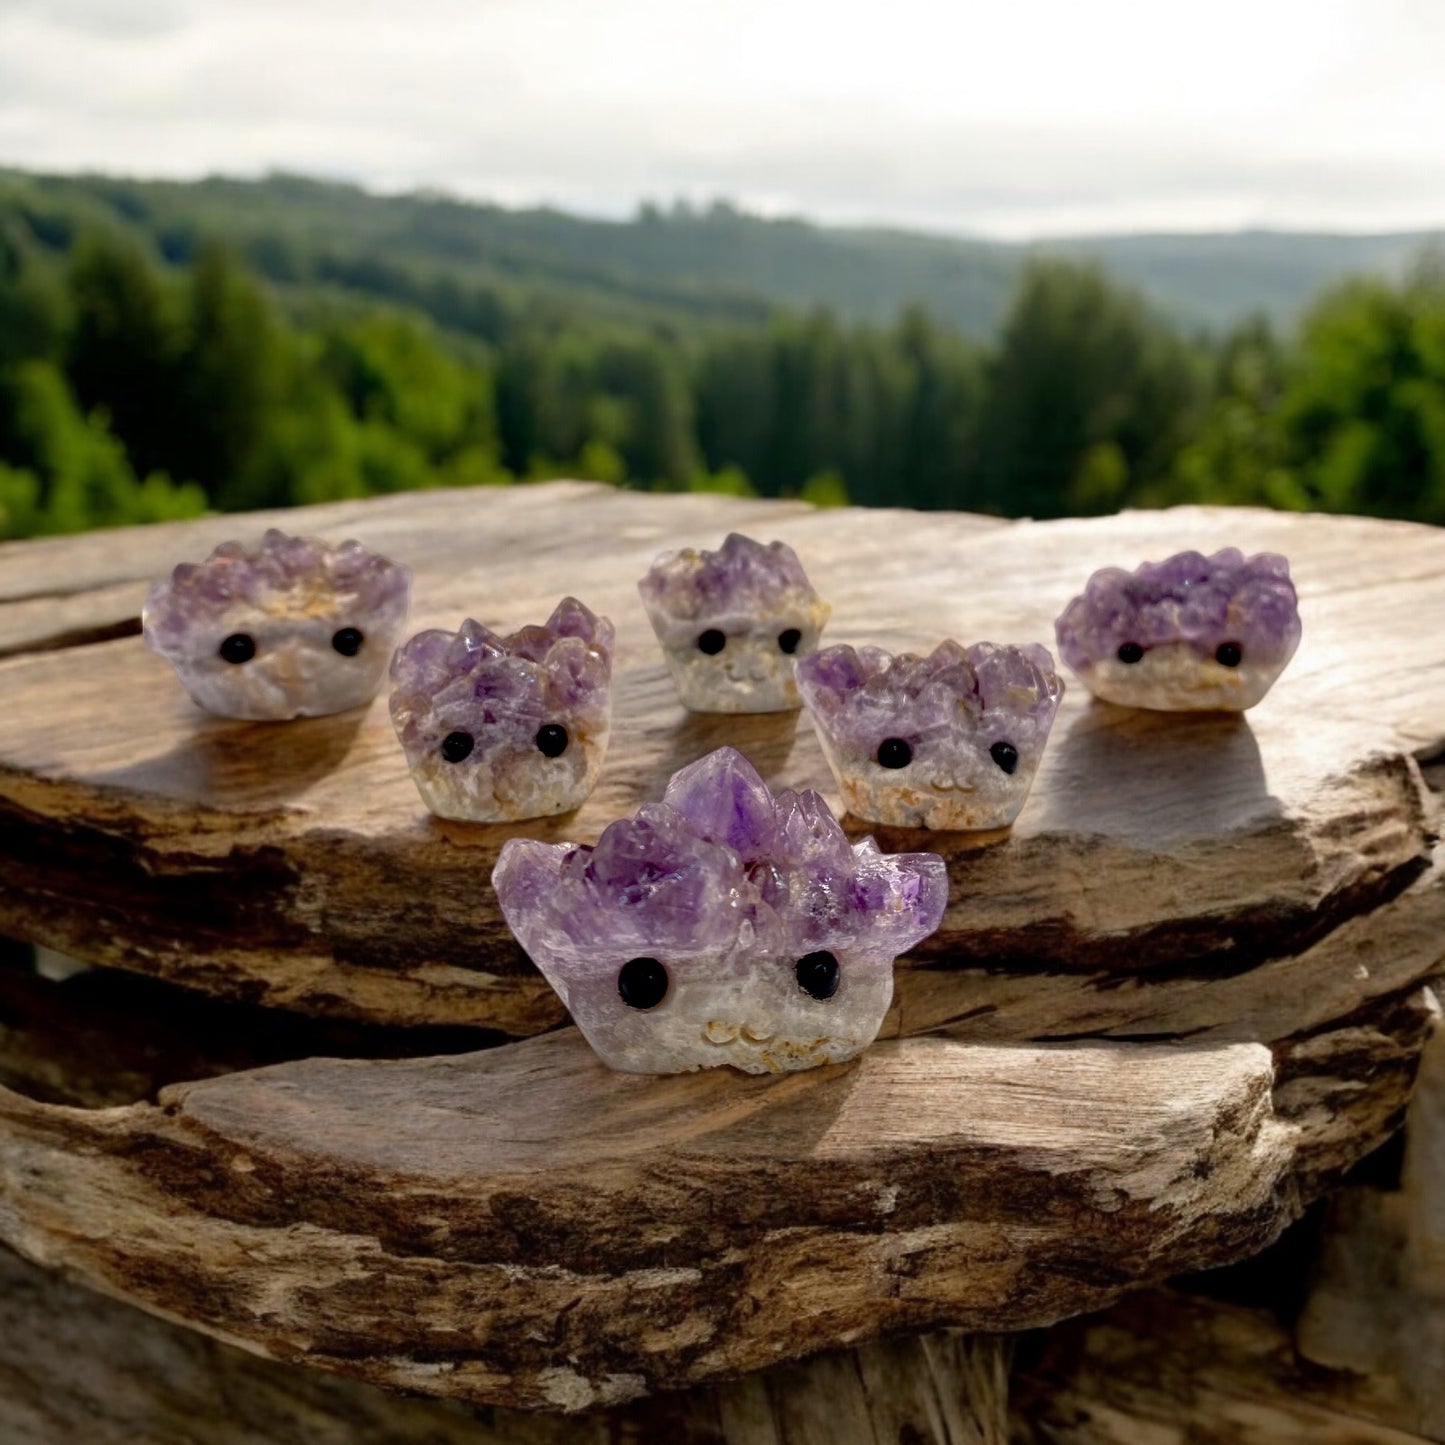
[0,489,1441,1409]
[1296,1008,1445,1438]
[0,485,1441,1044]
[1011,1287,1434,1444]
[0,1242,1012,1445]
[0,1028,1296,1408]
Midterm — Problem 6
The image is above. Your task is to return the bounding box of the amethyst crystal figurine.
[1055,549,1301,711]
[797,641,1064,830]
[638,533,831,713]
[143,529,411,720]
[493,747,946,1074]
[389,598,614,822]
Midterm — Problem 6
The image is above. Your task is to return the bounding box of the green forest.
[1,169,1443,540]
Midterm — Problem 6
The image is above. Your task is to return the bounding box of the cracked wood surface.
[0,492,1441,1412]
[1296,1005,1445,1439]
[0,1243,1009,1445]
[0,1028,1297,1409]
[0,486,1441,1042]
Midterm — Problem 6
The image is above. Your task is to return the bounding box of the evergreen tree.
[173,245,286,506]
[975,260,1202,516]
[1282,258,1445,522]
[1161,316,1307,509]
[894,307,984,511]
[66,232,179,482]
[0,227,68,369]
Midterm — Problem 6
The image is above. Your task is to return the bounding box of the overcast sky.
[1,0,1442,239]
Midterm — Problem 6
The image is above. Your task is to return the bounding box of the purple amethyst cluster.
[638,533,831,713]
[142,529,411,719]
[492,746,947,1074]
[797,641,1064,830]
[1055,548,1301,711]
[389,598,614,822]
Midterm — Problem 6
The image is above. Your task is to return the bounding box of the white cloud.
[0,0,1442,237]
[1,0,192,39]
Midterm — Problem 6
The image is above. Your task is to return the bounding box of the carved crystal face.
[797,641,1064,831]
[638,533,831,713]
[1055,549,1302,711]
[389,598,614,823]
[142,529,411,720]
[492,747,947,1074]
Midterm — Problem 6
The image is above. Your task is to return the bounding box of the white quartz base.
[544,946,894,1074]
[809,727,1040,832]
[172,627,396,720]
[645,601,830,714]
[407,726,609,823]
[1077,641,1286,712]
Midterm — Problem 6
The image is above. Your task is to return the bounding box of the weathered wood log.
[1297,1001,1445,1438]
[1,490,1441,1418]
[0,945,497,1108]
[0,489,1439,1044]
[1273,978,1442,1193]
[0,1028,1295,1409]
[1010,1287,1431,1443]
[0,1243,1007,1445]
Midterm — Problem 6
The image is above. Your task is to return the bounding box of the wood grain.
[1296,1005,1445,1439]
[0,490,1441,1414]
[1011,1287,1432,1444]
[0,485,1440,1046]
[0,1028,1297,1408]
[0,945,498,1108]
[0,1243,1007,1445]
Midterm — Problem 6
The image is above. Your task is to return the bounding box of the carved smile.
[700,1021,777,1047]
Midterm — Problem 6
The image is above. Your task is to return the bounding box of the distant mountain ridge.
[1,167,1439,337]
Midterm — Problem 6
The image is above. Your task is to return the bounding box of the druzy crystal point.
[492,746,947,1074]
[142,528,411,720]
[797,641,1064,831]
[1055,549,1301,711]
[389,598,614,822]
[638,533,831,713]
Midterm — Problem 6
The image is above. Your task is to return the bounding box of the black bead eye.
[1117,642,1144,665]
[990,741,1019,775]
[535,723,569,758]
[618,956,668,1010]
[697,629,726,655]
[331,627,363,656]
[1216,642,1242,668]
[876,737,912,769]
[219,633,255,664]
[440,730,474,763]
[795,951,840,1000]
[778,628,802,655]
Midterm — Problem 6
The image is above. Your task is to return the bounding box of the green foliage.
[975,260,1204,517]
[65,231,180,482]
[799,470,850,508]
[1280,257,1445,520]
[173,245,288,506]
[1156,317,1308,510]
[0,226,68,367]
[687,465,758,498]
[0,360,204,537]
[0,461,41,538]
[0,169,1442,539]
[5,168,1430,339]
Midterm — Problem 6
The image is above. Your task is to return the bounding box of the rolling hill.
[1,168,1438,341]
